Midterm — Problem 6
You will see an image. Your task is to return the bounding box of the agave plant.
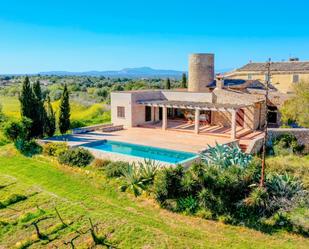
[138,159,160,184]
[120,160,161,197]
[200,143,252,168]
[266,173,304,198]
[119,163,146,197]
[244,173,307,216]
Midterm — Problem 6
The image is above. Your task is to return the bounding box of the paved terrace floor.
[140,120,255,139]
[44,127,236,153]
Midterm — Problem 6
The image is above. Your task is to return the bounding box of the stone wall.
[246,128,309,154]
[268,128,309,152]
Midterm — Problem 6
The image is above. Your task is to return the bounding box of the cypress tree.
[44,95,56,137]
[165,78,171,89]
[181,73,187,88]
[32,80,44,137]
[20,76,35,119]
[19,76,36,138]
[58,84,70,134]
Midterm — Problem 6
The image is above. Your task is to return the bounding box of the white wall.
[111,92,133,127]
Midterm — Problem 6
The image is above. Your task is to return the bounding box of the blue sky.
[1,0,309,74]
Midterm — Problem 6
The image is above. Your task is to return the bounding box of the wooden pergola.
[138,100,252,139]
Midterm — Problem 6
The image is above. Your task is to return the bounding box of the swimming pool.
[82,140,198,164]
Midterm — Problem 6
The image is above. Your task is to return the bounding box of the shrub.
[91,158,112,169]
[58,147,94,167]
[200,143,252,168]
[70,120,86,129]
[196,208,213,219]
[153,165,184,204]
[176,196,199,214]
[14,139,42,157]
[198,188,223,214]
[3,117,32,141]
[218,215,234,224]
[3,121,24,142]
[244,187,270,216]
[271,134,304,156]
[43,142,69,157]
[104,161,129,178]
[244,173,306,218]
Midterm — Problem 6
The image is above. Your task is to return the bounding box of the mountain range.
[39,67,233,78]
[39,67,185,78]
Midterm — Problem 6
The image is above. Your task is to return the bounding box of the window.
[292,74,299,83]
[117,106,125,118]
[248,74,252,80]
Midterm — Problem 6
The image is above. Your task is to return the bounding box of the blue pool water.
[83,140,198,164]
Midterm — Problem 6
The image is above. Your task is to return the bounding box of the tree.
[44,95,56,137]
[181,73,187,88]
[58,84,70,134]
[19,76,35,120]
[280,81,309,127]
[165,78,171,90]
[19,76,39,138]
[3,117,32,142]
[32,80,45,137]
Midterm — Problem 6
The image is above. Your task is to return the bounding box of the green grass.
[0,145,308,248]
[266,154,309,188]
[0,95,111,127]
[0,96,20,119]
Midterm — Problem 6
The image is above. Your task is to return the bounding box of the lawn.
[0,145,308,248]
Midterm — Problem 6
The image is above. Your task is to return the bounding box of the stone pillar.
[194,109,200,134]
[151,106,155,122]
[231,110,237,139]
[162,106,167,130]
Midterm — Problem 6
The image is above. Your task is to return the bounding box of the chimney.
[216,75,224,90]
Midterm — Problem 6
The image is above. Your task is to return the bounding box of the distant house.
[111,53,269,140]
[225,58,309,93]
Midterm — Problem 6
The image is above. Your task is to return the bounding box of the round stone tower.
[188,53,214,92]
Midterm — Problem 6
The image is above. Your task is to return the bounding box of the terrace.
[137,99,261,140]
[45,126,262,154]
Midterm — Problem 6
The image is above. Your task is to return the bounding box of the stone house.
[225,58,309,93]
[111,53,267,139]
